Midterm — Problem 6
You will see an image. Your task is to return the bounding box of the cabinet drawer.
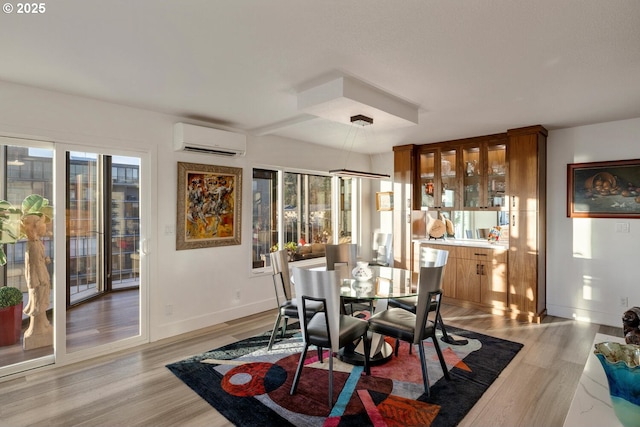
[456,246,507,263]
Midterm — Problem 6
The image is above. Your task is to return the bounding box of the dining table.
[321,264,420,366]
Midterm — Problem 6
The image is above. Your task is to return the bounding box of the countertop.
[563,333,624,427]
[413,238,508,249]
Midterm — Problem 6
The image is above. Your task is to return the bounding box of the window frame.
[251,166,360,272]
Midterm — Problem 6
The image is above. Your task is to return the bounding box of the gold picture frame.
[176,162,242,250]
[567,158,640,218]
[376,191,393,211]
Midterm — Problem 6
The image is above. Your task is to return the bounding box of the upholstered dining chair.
[325,243,372,314]
[367,265,451,396]
[370,232,392,266]
[290,267,371,407]
[267,250,321,351]
[388,247,464,347]
[325,243,357,271]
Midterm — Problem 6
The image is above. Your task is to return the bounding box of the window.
[251,168,357,269]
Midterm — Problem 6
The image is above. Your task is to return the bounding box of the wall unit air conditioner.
[174,123,246,157]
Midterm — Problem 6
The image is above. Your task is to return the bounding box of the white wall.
[0,80,373,342]
[3,79,638,340]
[547,117,640,327]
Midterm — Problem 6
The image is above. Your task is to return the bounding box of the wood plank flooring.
[0,304,623,427]
[0,290,139,366]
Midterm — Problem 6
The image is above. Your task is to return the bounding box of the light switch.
[615,222,630,233]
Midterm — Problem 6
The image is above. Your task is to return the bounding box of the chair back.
[420,247,448,268]
[270,249,292,300]
[292,267,341,350]
[372,232,392,266]
[325,243,357,271]
[413,265,445,344]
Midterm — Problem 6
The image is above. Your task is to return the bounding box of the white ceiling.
[1,0,639,154]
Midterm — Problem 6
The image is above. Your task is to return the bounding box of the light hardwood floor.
[0,304,622,427]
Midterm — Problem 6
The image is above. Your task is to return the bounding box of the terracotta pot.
[0,302,23,346]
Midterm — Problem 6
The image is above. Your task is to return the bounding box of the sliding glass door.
[0,138,147,377]
[65,151,141,353]
[0,139,54,374]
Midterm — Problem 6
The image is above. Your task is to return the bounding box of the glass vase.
[594,342,640,427]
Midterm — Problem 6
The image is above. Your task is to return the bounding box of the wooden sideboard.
[414,240,508,315]
[394,125,547,322]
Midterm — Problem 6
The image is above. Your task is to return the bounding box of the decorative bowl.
[594,341,640,427]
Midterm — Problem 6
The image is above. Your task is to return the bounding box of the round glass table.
[335,265,419,365]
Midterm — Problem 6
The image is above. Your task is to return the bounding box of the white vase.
[352,262,373,282]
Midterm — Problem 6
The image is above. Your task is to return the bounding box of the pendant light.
[329,115,390,179]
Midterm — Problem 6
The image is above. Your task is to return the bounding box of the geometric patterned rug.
[167,325,523,426]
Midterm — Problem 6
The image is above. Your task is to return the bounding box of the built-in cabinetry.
[393,125,547,322]
[416,135,508,212]
[506,126,547,322]
[461,138,508,209]
[414,241,508,314]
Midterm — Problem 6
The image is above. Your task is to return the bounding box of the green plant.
[0,194,53,266]
[270,241,298,253]
[284,241,298,252]
[0,286,23,308]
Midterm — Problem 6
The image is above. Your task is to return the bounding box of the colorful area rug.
[167,325,522,427]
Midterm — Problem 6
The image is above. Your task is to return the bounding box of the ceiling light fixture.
[329,115,391,180]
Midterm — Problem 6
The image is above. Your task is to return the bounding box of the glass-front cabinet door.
[418,149,436,209]
[440,148,457,208]
[463,145,481,208]
[463,141,507,209]
[486,142,507,208]
[418,146,459,210]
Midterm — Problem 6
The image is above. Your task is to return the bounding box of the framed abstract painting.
[176,162,242,250]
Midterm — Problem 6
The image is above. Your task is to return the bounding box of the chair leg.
[328,352,334,407]
[290,344,309,396]
[417,341,431,397]
[281,318,288,338]
[394,339,413,356]
[318,346,324,363]
[363,332,371,375]
[432,334,451,380]
[437,312,468,345]
[267,312,283,351]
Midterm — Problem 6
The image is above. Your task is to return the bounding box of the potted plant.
[0,285,23,346]
[0,194,53,349]
[270,241,299,262]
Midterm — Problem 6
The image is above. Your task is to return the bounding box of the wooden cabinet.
[412,242,457,298]
[507,126,547,322]
[462,137,508,210]
[393,144,415,270]
[414,242,507,313]
[455,246,507,310]
[415,136,507,211]
[417,146,459,210]
[394,125,547,323]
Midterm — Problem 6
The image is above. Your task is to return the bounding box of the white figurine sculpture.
[22,214,53,350]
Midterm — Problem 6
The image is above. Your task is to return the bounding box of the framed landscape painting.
[177,162,242,250]
[567,158,640,218]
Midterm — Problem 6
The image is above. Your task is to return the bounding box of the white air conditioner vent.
[174,123,246,157]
